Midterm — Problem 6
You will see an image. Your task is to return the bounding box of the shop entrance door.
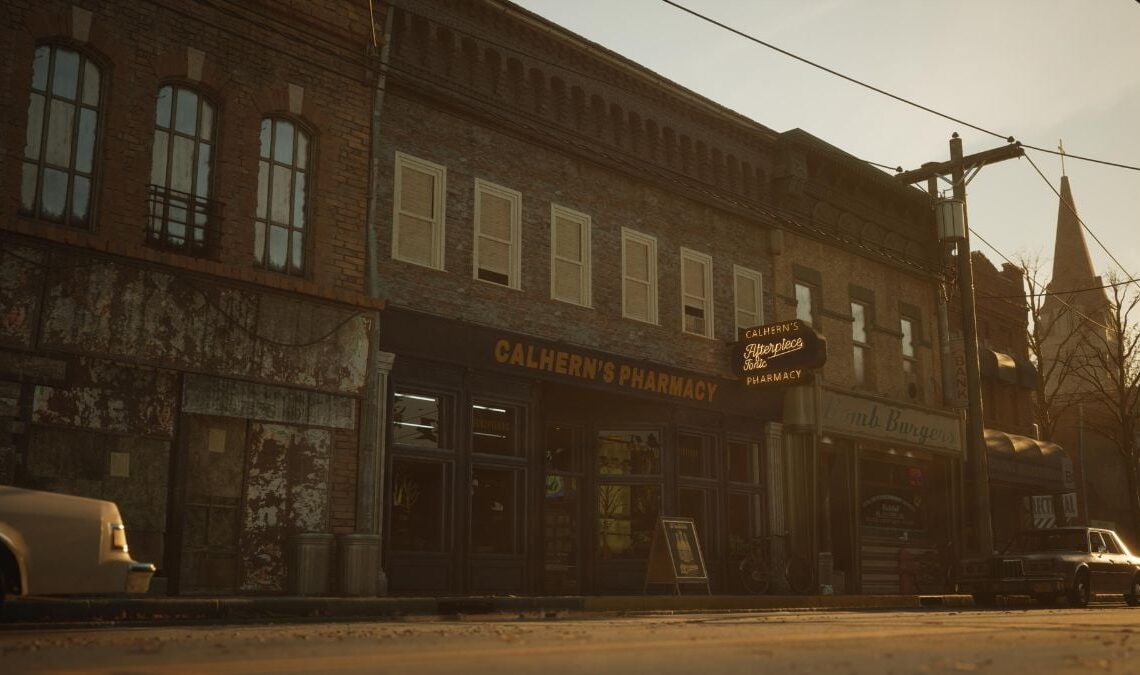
[541,423,582,594]
[177,415,246,594]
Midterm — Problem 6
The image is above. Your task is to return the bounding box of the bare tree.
[1016,253,1084,442]
[1069,272,1140,535]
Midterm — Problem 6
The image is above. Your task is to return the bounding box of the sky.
[511,0,1140,289]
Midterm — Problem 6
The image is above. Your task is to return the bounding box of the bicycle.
[737,532,814,595]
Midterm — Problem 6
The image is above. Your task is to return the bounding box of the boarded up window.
[394,153,445,268]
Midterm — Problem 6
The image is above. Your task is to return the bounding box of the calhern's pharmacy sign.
[821,390,962,454]
[733,320,827,387]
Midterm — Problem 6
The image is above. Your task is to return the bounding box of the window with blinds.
[733,265,763,337]
[680,248,714,338]
[393,152,446,269]
[550,205,591,306]
[621,228,657,324]
[474,179,521,288]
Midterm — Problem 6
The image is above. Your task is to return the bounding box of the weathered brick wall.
[0,0,380,296]
[330,425,359,534]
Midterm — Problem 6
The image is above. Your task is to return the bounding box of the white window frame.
[900,316,917,374]
[549,204,592,307]
[473,178,522,289]
[851,300,870,386]
[794,281,815,326]
[733,265,763,336]
[680,247,714,338]
[621,227,658,324]
[392,151,446,270]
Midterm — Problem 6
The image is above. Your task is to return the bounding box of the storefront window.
[392,392,443,448]
[389,458,449,552]
[597,430,661,476]
[470,466,518,554]
[727,440,762,484]
[727,491,762,558]
[679,487,714,547]
[545,424,577,472]
[678,432,715,478]
[472,401,518,456]
[597,483,660,559]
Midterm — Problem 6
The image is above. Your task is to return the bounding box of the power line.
[657,0,1140,173]
[976,275,1140,301]
[970,229,1113,332]
[1022,151,1140,295]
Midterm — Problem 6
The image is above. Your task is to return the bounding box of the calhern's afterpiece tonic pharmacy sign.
[733,319,827,387]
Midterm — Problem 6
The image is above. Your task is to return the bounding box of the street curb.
[1,594,974,626]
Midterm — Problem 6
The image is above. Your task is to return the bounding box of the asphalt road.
[3,604,1138,674]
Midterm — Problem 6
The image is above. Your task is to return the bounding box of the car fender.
[0,524,29,596]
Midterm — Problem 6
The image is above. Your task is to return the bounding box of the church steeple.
[1047,174,1098,294]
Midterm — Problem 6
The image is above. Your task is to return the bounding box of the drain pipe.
[366,3,395,298]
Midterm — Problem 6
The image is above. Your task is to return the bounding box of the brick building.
[971,252,1078,547]
[1,1,388,594]
[372,0,962,595]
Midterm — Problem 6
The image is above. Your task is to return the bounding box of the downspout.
[366,3,395,298]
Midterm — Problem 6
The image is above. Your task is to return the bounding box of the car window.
[1109,532,1133,556]
[1101,532,1122,554]
[1090,532,1107,553]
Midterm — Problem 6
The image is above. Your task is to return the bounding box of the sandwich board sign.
[643,516,710,594]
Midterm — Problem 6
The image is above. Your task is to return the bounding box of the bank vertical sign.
[732,320,827,386]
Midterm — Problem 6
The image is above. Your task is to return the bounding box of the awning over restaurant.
[984,428,1068,491]
[980,349,1037,388]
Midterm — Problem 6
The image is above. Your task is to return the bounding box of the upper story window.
[21,45,102,229]
[901,316,917,374]
[680,247,714,338]
[733,265,762,336]
[550,205,591,307]
[148,85,216,255]
[393,152,446,269]
[621,228,657,324]
[851,300,870,386]
[473,179,522,288]
[794,282,815,326]
[256,118,309,276]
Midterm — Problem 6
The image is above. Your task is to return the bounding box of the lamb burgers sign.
[733,319,827,386]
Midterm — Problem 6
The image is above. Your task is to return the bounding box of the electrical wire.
[976,274,1140,301]
[383,1,904,174]
[1022,151,1140,296]
[657,0,1140,173]
[970,229,1113,333]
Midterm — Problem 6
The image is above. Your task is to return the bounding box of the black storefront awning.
[984,428,1068,491]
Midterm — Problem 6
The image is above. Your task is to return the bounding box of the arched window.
[255,118,309,275]
[148,85,217,255]
[21,44,102,228]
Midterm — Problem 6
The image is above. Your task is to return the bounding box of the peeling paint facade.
[1,1,384,595]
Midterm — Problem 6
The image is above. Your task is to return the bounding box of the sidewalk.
[1,593,974,626]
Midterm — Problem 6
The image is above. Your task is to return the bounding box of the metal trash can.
[290,532,334,596]
[338,533,381,596]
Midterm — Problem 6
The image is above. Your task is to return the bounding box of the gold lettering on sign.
[493,338,719,403]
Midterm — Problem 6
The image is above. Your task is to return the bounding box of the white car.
[0,486,155,603]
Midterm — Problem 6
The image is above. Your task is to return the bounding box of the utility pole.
[896,133,1023,556]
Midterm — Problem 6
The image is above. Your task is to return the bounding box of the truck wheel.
[1126,574,1140,607]
[1068,570,1090,608]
